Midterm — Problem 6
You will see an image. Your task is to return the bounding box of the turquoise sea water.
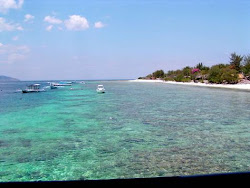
[0,81,249,181]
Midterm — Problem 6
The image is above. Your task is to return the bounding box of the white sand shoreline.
[128,79,250,90]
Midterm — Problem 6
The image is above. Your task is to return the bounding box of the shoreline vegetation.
[134,52,250,90]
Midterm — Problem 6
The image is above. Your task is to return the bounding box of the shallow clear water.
[0,81,249,181]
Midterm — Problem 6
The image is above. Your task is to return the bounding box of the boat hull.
[22,90,38,93]
[50,86,58,89]
[53,84,72,86]
[96,89,105,93]
[22,89,45,93]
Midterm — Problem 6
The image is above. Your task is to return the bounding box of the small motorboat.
[53,81,72,86]
[22,84,45,93]
[96,85,105,93]
[50,82,58,89]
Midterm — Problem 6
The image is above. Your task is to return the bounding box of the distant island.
[0,75,20,82]
[138,52,250,85]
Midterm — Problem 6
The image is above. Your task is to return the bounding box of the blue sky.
[0,0,249,80]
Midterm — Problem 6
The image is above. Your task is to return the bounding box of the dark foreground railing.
[1,172,249,187]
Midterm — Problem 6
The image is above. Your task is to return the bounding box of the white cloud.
[44,15,90,32]
[0,0,24,13]
[24,14,34,22]
[64,15,89,31]
[0,42,3,47]
[0,44,30,64]
[94,21,105,29]
[46,25,53,31]
[44,15,62,24]
[0,17,23,31]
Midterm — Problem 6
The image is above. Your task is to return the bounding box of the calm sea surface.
[0,81,249,181]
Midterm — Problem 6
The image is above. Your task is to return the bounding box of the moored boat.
[96,85,105,93]
[53,82,72,86]
[50,82,58,89]
[22,84,45,93]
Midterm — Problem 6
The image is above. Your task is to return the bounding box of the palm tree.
[229,52,243,72]
[196,62,203,70]
[242,54,250,76]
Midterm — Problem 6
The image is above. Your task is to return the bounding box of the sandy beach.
[129,79,250,90]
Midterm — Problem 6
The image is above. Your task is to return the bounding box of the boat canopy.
[27,84,40,89]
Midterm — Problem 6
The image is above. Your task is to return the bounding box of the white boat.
[53,82,72,86]
[22,84,45,93]
[96,85,105,93]
[50,82,58,89]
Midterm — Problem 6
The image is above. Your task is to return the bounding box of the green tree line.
[139,53,250,84]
